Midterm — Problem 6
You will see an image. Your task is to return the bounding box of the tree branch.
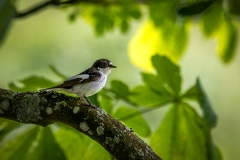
[0,88,161,160]
[15,0,124,18]
[15,0,78,18]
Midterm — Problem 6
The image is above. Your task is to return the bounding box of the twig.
[14,0,119,18]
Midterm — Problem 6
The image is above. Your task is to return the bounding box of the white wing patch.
[66,74,89,81]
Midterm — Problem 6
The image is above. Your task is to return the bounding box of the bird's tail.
[40,87,61,92]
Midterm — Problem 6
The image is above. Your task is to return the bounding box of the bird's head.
[92,59,117,74]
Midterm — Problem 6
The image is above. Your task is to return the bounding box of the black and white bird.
[45,59,116,106]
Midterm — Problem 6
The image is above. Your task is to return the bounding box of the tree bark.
[0,88,161,160]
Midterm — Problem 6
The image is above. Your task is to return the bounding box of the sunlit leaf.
[196,78,217,128]
[113,106,151,137]
[201,4,223,37]
[0,0,15,46]
[150,104,208,160]
[8,75,56,92]
[216,17,238,63]
[152,55,181,95]
[55,125,111,160]
[128,20,189,71]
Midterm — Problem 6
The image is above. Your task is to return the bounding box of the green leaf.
[88,94,99,106]
[149,0,178,26]
[8,75,56,92]
[113,106,151,137]
[110,80,130,100]
[129,8,141,19]
[0,0,14,46]
[201,4,223,37]
[216,17,237,63]
[90,6,115,35]
[128,20,188,71]
[0,126,40,160]
[182,84,198,100]
[196,78,217,128]
[141,73,169,94]
[129,85,171,107]
[120,19,129,33]
[54,125,89,159]
[55,125,111,160]
[0,126,66,160]
[150,104,208,160]
[98,94,114,114]
[29,127,66,160]
[0,119,21,142]
[152,55,181,95]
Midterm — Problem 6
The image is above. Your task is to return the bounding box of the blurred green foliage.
[1,55,221,159]
[0,0,14,44]
[0,0,239,63]
[1,0,239,159]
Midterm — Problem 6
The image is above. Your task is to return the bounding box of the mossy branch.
[0,88,161,160]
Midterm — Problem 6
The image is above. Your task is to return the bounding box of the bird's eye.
[102,62,108,67]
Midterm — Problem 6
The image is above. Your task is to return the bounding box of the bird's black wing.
[48,68,101,89]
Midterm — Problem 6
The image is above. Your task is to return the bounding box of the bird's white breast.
[70,73,107,97]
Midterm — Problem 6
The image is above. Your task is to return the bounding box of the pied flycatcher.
[45,59,116,106]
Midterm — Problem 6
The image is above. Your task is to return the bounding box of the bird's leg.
[84,96,97,108]
[84,96,91,105]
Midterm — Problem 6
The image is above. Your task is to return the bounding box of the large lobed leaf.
[129,55,181,107]
[150,103,221,160]
[55,125,111,160]
[0,126,66,160]
[151,55,182,95]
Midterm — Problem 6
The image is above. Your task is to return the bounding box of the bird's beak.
[109,64,117,68]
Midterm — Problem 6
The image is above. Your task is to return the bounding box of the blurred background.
[0,2,240,160]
